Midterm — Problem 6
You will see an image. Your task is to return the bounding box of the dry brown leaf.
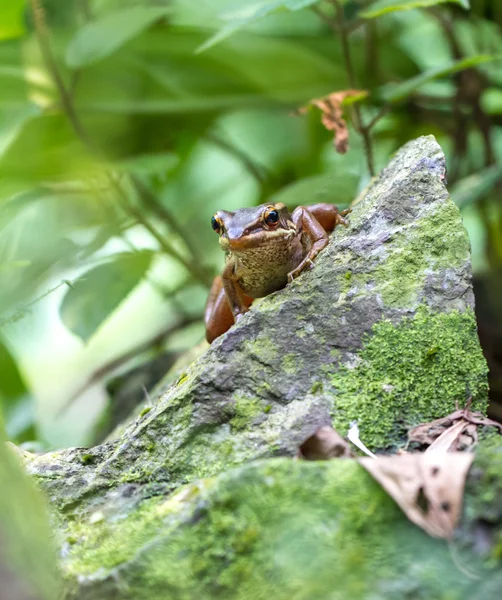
[296,90,366,153]
[425,420,477,453]
[298,426,352,460]
[360,452,474,539]
[408,398,502,451]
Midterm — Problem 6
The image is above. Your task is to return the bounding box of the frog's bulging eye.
[211,215,223,234]
[264,207,279,225]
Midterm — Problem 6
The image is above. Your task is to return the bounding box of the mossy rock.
[25,136,492,597]
[64,443,502,600]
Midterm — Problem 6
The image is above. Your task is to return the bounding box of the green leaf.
[0,114,102,187]
[60,251,154,341]
[270,172,357,209]
[450,164,502,209]
[0,338,34,442]
[381,55,500,103]
[0,0,26,41]
[66,6,172,68]
[197,0,319,53]
[361,0,469,19]
[0,421,62,600]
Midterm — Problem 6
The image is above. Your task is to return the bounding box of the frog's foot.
[335,208,351,227]
[287,258,314,283]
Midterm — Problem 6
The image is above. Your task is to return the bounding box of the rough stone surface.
[60,442,502,600]
[25,136,491,596]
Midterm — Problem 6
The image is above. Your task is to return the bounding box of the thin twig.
[57,313,201,416]
[331,0,375,175]
[206,132,269,185]
[314,1,375,175]
[30,0,97,153]
[108,175,212,286]
[130,174,204,266]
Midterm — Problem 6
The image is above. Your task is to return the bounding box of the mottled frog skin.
[205,202,350,343]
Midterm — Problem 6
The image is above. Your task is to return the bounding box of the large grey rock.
[25,136,490,596]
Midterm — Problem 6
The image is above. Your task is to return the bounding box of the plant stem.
[30,0,96,152]
[206,132,269,185]
[331,0,375,176]
[108,175,212,286]
[314,1,375,175]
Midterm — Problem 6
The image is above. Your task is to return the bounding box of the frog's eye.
[263,207,279,226]
[211,215,223,234]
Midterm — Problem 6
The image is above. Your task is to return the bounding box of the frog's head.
[211,202,296,252]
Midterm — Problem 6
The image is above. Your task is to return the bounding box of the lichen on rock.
[24,136,494,597]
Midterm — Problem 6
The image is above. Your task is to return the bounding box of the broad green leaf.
[0,105,40,157]
[361,0,469,19]
[60,251,154,341]
[450,164,502,209]
[0,114,103,186]
[0,338,34,442]
[0,0,26,41]
[270,172,357,208]
[0,419,62,600]
[197,0,319,53]
[381,55,500,103]
[66,6,172,68]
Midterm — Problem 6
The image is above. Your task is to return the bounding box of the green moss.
[79,453,96,465]
[230,396,262,431]
[373,199,470,307]
[62,459,501,599]
[263,405,272,414]
[331,306,488,450]
[281,353,300,374]
[139,407,151,417]
[464,434,502,560]
[311,381,323,394]
[243,336,278,364]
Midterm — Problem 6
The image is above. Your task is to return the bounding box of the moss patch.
[63,459,501,600]
[373,200,470,307]
[331,306,488,450]
[230,396,262,432]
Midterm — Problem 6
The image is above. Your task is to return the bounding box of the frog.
[204,202,351,343]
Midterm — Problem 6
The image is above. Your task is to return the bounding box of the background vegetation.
[1,0,501,450]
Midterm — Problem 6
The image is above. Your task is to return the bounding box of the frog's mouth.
[221,227,295,251]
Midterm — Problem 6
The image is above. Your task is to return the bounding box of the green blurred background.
[1,0,502,450]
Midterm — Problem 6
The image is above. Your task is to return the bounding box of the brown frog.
[205,202,350,343]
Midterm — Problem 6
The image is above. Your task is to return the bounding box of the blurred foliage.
[0,0,502,447]
[0,416,62,599]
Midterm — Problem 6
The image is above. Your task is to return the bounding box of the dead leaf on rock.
[408,398,502,452]
[298,426,352,460]
[296,90,367,153]
[360,452,474,539]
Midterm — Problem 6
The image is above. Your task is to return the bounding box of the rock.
[61,441,502,600]
[26,136,490,596]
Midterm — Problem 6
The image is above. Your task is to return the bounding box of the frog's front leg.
[221,259,252,320]
[287,204,350,282]
[204,263,253,343]
[205,275,236,343]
